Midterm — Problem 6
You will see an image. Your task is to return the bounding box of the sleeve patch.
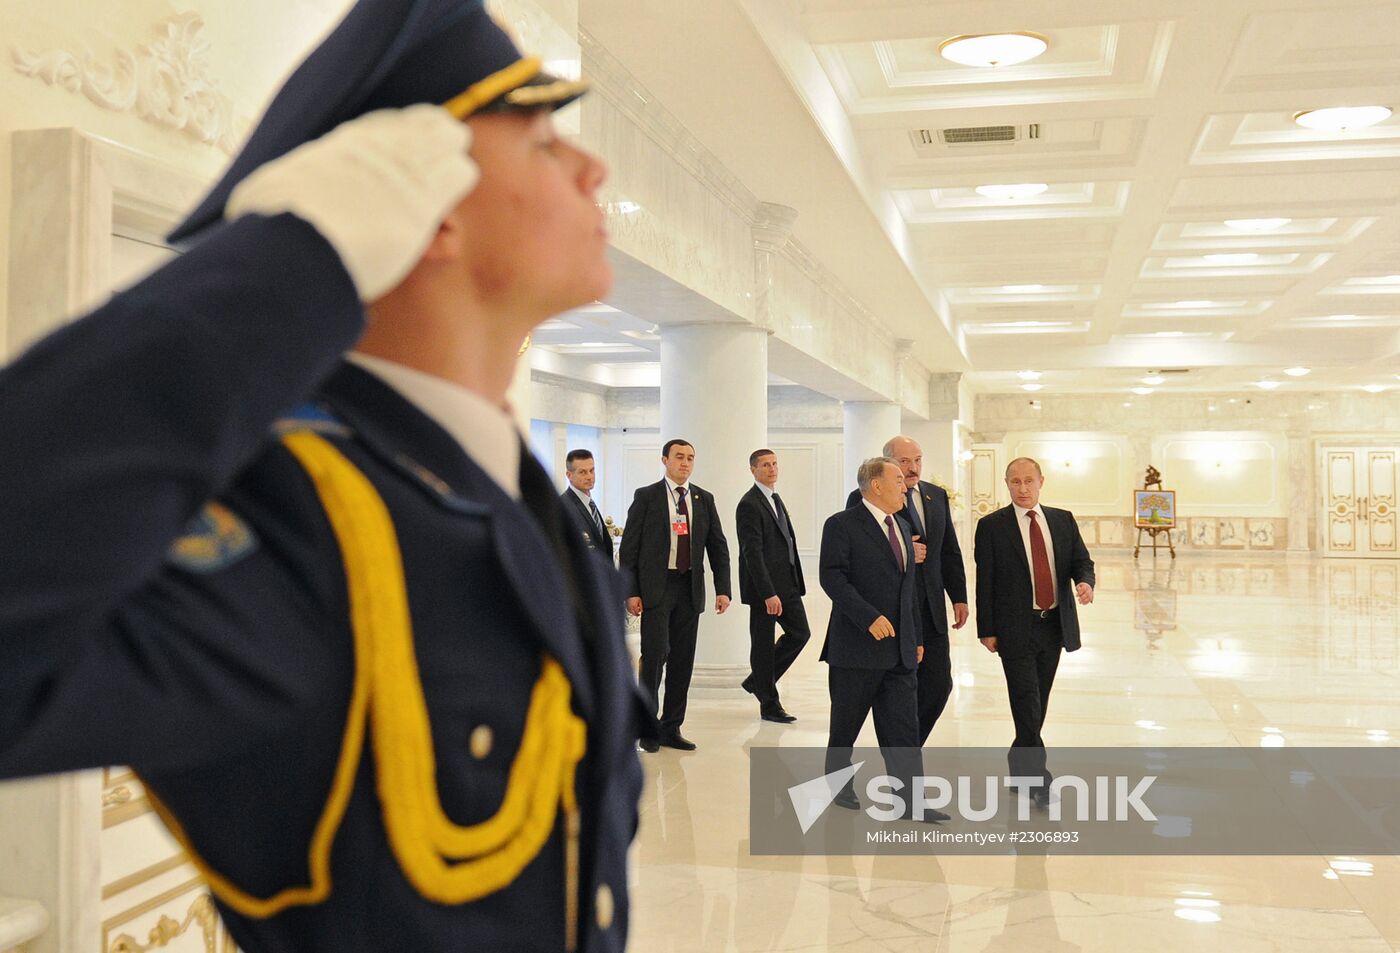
[168,502,259,573]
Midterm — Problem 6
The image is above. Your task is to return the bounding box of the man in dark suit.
[736,448,809,723]
[821,457,943,821]
[845,435,968,744]
[974,456,1095,807]
[620,439,733,752]
[561,448,612,552]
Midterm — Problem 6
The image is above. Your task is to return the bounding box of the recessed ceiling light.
[1203,253,1263,265]
[1363,384,1388,393]
[1141,375,1166,386]
[1293,106,1392,131]
[939,32,1049,68]
[1132,387,1155,396]
[1017,370,1043,380]
[1284,367,1311,377]
[1225,218,1291,232]
[975,183,1049,201]
[1002,284,1048,293]
[1255,380,1282,390]
[1021,383,1044,392]
[1167,300,1217,308]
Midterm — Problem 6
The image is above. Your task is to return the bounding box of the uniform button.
[469,725,493,760]
[594,884,614,930]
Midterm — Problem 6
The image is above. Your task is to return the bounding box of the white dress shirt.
[1012,502,1058,609]
[755,481,781,521]
[664,476,691,571]
[862,498,910,572]
[347,352,521,498]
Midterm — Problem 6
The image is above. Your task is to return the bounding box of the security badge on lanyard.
[671,485,690,535]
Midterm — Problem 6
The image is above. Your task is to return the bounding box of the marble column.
[842,401,903,492]
[659,323,769,685]
[551,421,569,484]
[1286,430,1314,553]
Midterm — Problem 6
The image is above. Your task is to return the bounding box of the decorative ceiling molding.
[12,13,243,154]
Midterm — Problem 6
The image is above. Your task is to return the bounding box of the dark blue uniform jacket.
[0,214,643,952]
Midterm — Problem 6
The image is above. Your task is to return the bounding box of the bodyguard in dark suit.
[620,439,733,752]
[0,5,643,951]
[562,448,613,552]
[845,435,968,744]
[821,458,941,820]
[736,449,809,723]
[974,456,1096,807]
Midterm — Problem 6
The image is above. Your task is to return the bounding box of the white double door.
[1322,447,1399,558]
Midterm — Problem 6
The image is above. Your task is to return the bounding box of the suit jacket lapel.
[857,507,901,571]
[1047,508,1070,577]
[774,493,796,545]
[920,482,941,536]
[1005,506,1031,576]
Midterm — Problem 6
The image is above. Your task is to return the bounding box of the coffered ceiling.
[578,0,1400,397]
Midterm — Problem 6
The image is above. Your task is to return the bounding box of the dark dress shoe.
[638,737,660,753]
[903,807,951,823]
[760,707,797,723]
[740,675,755,695]
[658,733,697,751]
[833,791,861,811]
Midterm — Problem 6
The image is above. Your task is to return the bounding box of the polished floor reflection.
[629,554,1400,952]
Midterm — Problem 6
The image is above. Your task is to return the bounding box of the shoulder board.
[272,402,352,438]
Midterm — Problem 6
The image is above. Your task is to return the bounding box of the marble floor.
[628,554,1400,952]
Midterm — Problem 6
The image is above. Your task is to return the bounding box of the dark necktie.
[884,514,904,571]
[588,498,608,547]
[771,492,796,565]
[1028,511,1053,609]
[675,486,692,572]
[905,487,926,538]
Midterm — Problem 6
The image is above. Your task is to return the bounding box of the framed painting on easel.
[1134,490,1176,529]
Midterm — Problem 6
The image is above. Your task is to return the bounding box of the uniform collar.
[346,352,521,499]
[568,483,594,505]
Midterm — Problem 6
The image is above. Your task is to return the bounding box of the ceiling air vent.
[910,124,1042,152]
[943,125,1016,144]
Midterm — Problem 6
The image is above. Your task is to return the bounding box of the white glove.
[226,104,479,302]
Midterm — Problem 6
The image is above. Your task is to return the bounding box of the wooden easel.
[1134,465,1176,558]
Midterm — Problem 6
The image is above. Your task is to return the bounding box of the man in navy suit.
[845,435,967,744]
[821,457,942,820]
[974,456,1096,808]
[562,448,613,552]
[0,3,643,950]
[619,439,732,752]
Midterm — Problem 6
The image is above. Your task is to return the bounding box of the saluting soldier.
[0,1,643,951]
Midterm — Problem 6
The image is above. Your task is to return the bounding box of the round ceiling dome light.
[939,32,1049,68]
[975,182,1049,201]
[1293,106,1392,132]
